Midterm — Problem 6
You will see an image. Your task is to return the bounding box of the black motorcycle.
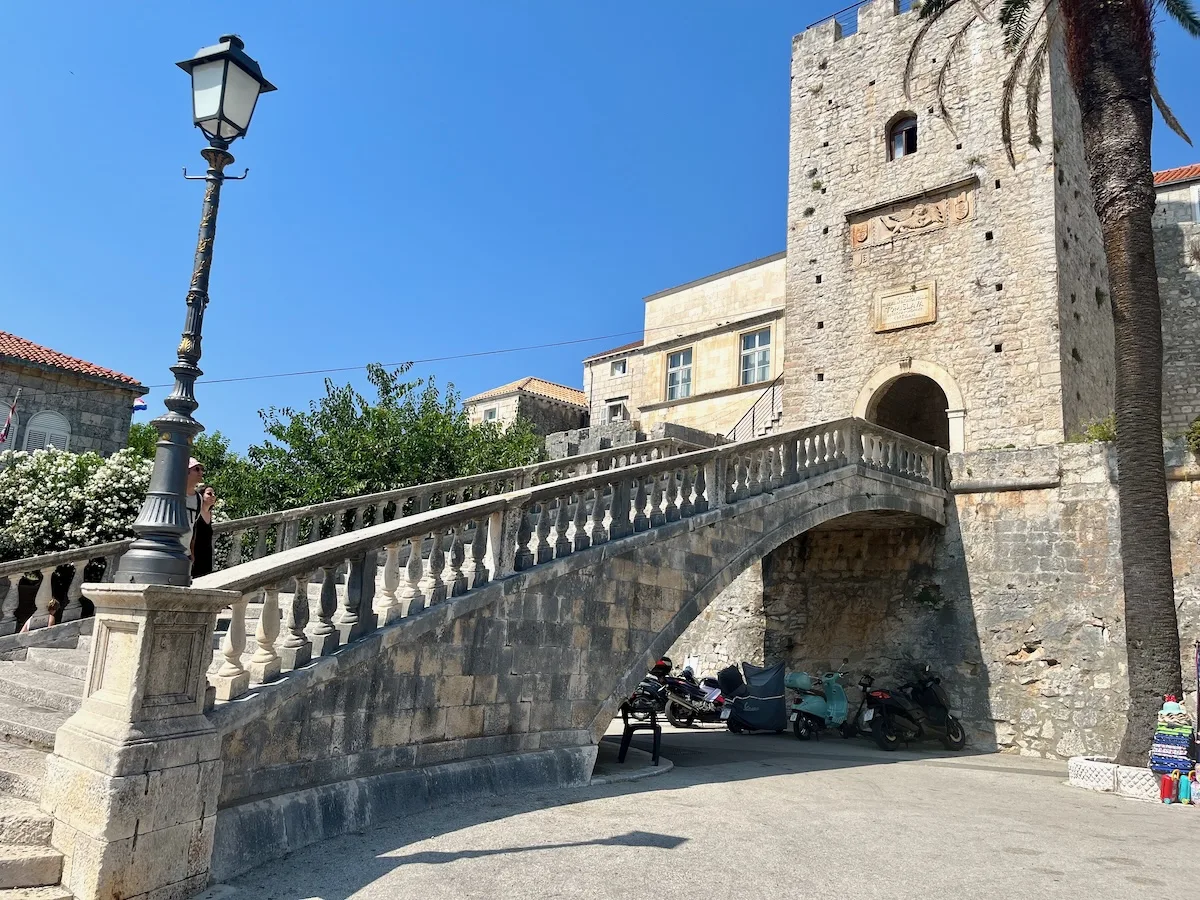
[662,665,726,727]
[851,668,967,751]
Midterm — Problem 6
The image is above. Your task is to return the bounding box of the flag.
[0,390,19,445]
[133,397,148,413]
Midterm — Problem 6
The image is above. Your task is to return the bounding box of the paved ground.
[211,724,1199,900]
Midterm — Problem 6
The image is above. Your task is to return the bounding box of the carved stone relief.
[848,186,975,254]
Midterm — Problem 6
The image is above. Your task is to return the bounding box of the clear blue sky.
[3,2,1196,451]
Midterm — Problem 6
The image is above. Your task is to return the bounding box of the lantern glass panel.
[222,62,262,134]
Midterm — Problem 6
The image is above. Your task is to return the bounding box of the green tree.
[126,422,158,460]
[912,0,1199,763]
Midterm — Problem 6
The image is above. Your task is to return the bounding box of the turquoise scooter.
[785,660,854,741]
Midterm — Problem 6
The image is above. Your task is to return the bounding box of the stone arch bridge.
[33,418,946,899]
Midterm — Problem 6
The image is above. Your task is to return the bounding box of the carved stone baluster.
[249,585,282,684]
[589,487,609,545]
[660,469,677,522]
[279,572,312,670]
[555,495,574,555]
[26,567,55,631]
[609,479,632,539]
[513,505,535,571]
[632,476,650,531]
[346,507,361,534]
[735,454,750,501]
[310,565,340,656]
[679,467,694,517]
[534,501,554,564]
[471,519,491,587]
[448,526,468,597]
[694,461,710,513]
[61,564,85,623]
[770,443,785,489]
[378,543,402,625]
[649,472,666,527]
[0,577,21,636]
[573,489,591,551]
[252,527,268,562]
[279,519,298,552]
[399,536,426,616]
[335,555,361,643]
[101,553,121,583]
[211,593,251,701]
[227,529,245,566]
[424,532,447,603]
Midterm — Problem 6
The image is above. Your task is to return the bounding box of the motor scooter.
[849,667,967,751]
[785,659,854,740]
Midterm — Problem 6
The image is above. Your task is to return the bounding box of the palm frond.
[1024,30,1051,148]
[999,1,1050,166]
[1159,0,1200,37]
[905,0,963,98]
[999,0,1034,50]
[936,13,980,123]
[1152,75,1193,144]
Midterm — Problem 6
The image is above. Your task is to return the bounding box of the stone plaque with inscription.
[873,281,936,332]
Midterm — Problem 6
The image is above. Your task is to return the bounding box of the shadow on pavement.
[220,725,1065,899]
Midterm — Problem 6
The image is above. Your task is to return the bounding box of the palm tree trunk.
[1067,0,1181,764]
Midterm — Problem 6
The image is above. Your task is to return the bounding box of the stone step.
[0,886,73,900]
[0,700,67,753]
[0,844,62,890]
[0,663,82,715]
[0,797,52,846]
[22,650,87,684]
[0,747,46,803]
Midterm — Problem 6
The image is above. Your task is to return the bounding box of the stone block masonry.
[668,441,1200,758]
[783,1,1113,450]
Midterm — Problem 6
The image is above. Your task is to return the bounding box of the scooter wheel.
[793,716,813,741]
[941,715,967,751]
[871,716,901,751]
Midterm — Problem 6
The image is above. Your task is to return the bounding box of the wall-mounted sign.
[873,281,936,332]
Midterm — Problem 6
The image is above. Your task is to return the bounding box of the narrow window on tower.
[887,114,918,161]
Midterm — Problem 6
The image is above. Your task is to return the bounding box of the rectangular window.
[483,407,498,422]
[606,401,626,423]
[610,359,627,376]
[740,328,771,386]
[666,348,692,401]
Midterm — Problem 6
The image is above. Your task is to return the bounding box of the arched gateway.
[853,360,966,453]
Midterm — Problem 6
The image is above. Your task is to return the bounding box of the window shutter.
[47,430,70,450]
[26,429,48,451]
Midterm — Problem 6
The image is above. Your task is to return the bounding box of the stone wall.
[666,563,765,676]
[667,441,1200,759]
[583,350,641,426]
[1153,181,1200,433]
[782,2,1107,451]
[515,393,588,437]
[0,362,139,457]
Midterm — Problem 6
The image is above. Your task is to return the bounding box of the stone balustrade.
[190,417,947,705]
[0,437,696,635]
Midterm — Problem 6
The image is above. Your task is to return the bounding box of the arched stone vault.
[853,360,966,452]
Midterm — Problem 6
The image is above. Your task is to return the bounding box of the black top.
[191,515,214,578]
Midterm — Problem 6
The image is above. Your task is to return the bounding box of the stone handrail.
[190,417,948,704]
[0,437,697,634]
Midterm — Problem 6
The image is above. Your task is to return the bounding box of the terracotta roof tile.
[1154,163,1200,187]
[0,331,145,390]
[583,339,644,362]
[466,376,587,407]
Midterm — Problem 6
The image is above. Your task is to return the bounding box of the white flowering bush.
[0,448,152,562]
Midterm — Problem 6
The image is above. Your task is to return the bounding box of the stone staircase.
[0,636,87,898]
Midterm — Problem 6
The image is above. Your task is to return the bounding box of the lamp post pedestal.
[116,143,234,586]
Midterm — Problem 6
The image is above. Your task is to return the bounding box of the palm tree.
[909,0,1199,764]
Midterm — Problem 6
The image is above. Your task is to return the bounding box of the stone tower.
[782,0,1114,451]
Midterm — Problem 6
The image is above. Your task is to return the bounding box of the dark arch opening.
[870,374,950,450]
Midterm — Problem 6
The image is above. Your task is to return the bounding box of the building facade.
[581,253,786,439]
[464,377,588,436]
[0,332,145,457]
[1153,164,1200,433]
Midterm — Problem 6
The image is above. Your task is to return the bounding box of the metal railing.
[726,374,784,443]
[806,0,917,38]
[0,436,701,634]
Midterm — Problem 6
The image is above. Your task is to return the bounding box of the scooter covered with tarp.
[717,661,788,734]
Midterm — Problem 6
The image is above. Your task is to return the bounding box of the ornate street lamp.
[117,36,275,586]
